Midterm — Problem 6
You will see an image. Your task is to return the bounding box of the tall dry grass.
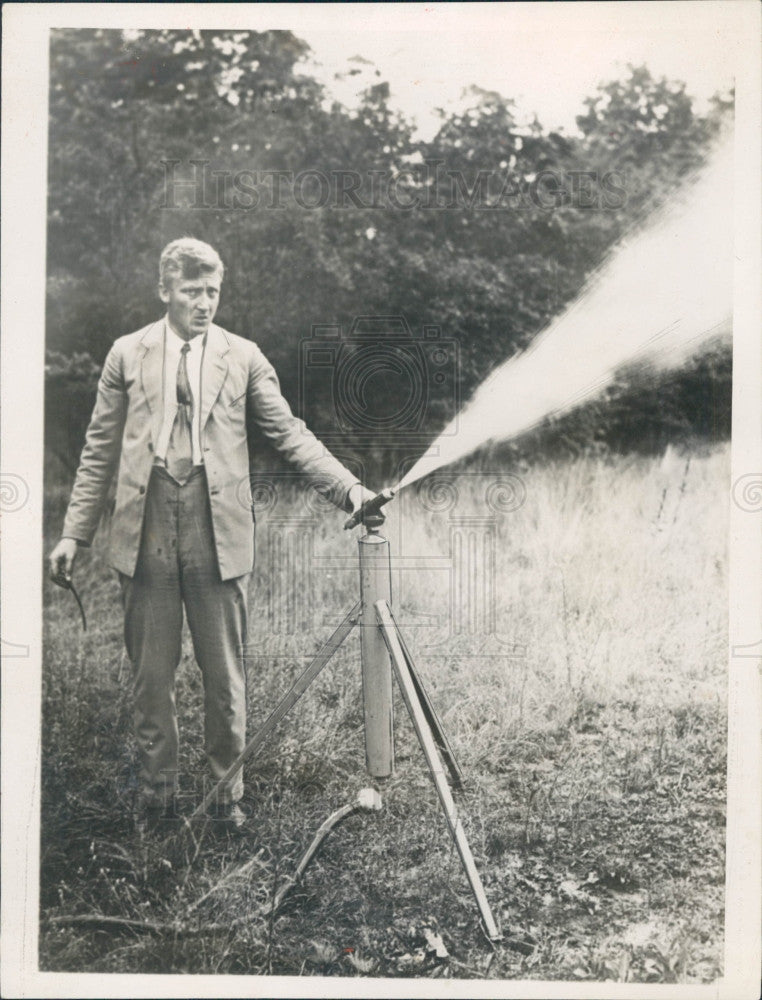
[40,443,728,981]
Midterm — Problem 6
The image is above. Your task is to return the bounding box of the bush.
[45,351,100,474]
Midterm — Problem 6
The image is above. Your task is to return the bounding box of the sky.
[294,2,740,139]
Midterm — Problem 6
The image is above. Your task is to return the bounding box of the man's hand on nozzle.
[348,484,385,526]
[49,537,79,588]
[348,483,376,512]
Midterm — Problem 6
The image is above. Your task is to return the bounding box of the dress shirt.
[154,320,205,466]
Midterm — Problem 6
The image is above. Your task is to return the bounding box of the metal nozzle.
[344,487,397,530]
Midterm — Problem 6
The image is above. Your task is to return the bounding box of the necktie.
[166,342,194,484]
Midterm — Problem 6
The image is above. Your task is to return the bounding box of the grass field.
[39,443,728,982]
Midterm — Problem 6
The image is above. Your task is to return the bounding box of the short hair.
[159,238,224,287]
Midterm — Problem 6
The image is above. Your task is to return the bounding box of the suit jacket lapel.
[139,321,165,448]
[200,324,230,429]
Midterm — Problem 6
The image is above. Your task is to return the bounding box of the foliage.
[45,351,101,473]
[496,337,733,463]
[46,31,732,479]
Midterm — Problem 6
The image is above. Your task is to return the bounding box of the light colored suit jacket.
[62,320,358,580]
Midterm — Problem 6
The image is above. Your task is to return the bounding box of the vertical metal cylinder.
[358,532,394,777]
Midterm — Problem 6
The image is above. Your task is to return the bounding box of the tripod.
[192,517,501,942]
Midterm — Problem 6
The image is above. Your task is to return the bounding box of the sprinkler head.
[344,487,397,531]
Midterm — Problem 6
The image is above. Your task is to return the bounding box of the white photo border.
[2,3,760,998]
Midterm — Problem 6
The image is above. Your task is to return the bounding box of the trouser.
[119,465,249,807]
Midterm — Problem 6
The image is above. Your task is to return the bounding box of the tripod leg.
[192,602,360,818]
[384,605,464,790]
[375,600,501,942]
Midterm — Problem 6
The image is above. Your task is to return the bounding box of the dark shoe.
[207,801,247,834]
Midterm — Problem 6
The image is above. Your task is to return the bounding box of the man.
[49,238,375,832]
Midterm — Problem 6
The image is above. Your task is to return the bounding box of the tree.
[46,33,732,479]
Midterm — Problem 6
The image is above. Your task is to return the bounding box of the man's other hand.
[49,537,79,588]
